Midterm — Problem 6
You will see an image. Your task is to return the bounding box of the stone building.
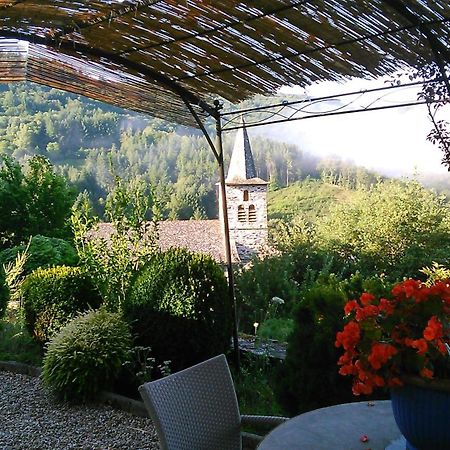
[160,119,268,263]
[97,120,268,264]
[218,120,268,262]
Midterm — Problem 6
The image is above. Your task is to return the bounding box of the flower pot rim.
[401,375,450,393]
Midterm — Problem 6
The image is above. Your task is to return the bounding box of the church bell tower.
[219,118,268,262]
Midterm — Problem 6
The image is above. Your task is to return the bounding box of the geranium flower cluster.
[336,279,450,395]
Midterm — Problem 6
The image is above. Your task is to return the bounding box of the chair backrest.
[139,354,242,450]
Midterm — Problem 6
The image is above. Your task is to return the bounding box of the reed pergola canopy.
[0,0,449,127]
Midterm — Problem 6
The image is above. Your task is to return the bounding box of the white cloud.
[252,77,449,176]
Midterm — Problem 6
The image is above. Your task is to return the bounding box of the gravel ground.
[0,371,159,450]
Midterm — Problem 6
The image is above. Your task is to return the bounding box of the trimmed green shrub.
[235,254,298,334]
[125,248,232,371]
[0,235,78,276]
[275,279,352,415]
[257,318,294,342]
[42,309,132,401]
[0,264,9,319]
[275,275,389,415]
[21,265,102,345]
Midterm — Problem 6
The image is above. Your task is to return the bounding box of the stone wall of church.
[234,228,269,261]
[219,183,268,260]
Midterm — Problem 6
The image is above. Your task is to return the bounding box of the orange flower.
[408,338,428,355]
[423,316,443,341]
[403,279,419,298]
[353,381,373,396]
[335,321,360,350]
[420,367,434,379]
[360,292,375,306]
[368,343,397,370]
[337,278,449,396]
[378,298,395,315]
[355,305,379,321]
[344,300,359,315]
[387,377,403,388]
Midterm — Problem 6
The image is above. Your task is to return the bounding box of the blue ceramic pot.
[391,377,450,450]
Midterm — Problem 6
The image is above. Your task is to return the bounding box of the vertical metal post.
[216,114,240,371]
[182,97,240,370]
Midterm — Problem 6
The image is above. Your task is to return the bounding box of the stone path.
[0,371,159,450]
[239,337,287,360]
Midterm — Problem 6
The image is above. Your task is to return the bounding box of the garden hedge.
[124,248,232,372]
[21,265,102,346]
[275,279,353,415]
[0,235,78,276]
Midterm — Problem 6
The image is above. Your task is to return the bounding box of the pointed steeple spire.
[226,116,257,181]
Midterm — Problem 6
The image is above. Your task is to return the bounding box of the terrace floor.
[2,367,406,450]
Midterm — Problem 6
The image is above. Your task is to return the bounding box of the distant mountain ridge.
[1,82,449,220]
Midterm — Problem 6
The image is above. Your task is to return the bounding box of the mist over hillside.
[0,82,449,218]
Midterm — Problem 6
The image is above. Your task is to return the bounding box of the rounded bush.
[125,248,232,371]
[275,280,352,415]
[42,309,132,401]
[0,235,78,276]
[21,265,102,345]
[0,264,9,319]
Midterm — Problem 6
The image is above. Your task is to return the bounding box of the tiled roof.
[225,177,268,186]
[94,220,240,264]
[159,219,240,263]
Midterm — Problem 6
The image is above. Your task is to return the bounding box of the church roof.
[159,220,240,263]
[226,118,267,185]
[225,177,268,186]
[94,220,240,264]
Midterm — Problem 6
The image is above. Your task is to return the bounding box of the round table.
[257,400,402,450]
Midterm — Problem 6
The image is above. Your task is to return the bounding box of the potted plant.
[335,278,450,450]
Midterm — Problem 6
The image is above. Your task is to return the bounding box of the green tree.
[0,155,74,248]
[0,156,30,247]
[25,156,75,239]
[72,175,159,311]
[315,179,450,279]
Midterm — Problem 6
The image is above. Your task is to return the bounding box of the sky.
[248,76,449,177]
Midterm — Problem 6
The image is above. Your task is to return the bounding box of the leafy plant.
[336,279,450,396]
[232,353,285,417]
[42,308,132,401]
[314,179,450,279]
[2,240,29,302]
[125,248,231,371]
[235,254,298,333]
[71,174,159,311]
[257,318,294,342]
[0,263,9,320]
[275,278,354,415]
[21,265,102,345]
[0,155,75,249]
[122,345,171,386]
[420,262,450,286]
[0,235,78,276]
[0,306,42,365]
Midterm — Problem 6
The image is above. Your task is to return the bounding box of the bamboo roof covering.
[0,1,449,127]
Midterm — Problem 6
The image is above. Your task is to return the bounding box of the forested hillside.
[0,82,447,220]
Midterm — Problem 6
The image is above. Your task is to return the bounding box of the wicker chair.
[138,354,288,450]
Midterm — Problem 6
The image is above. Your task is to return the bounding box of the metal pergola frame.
[1,1,450,370]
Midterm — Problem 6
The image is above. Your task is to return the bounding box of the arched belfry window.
[238,205,246,222]
[248,204,256,222]
[243,190,249,201]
